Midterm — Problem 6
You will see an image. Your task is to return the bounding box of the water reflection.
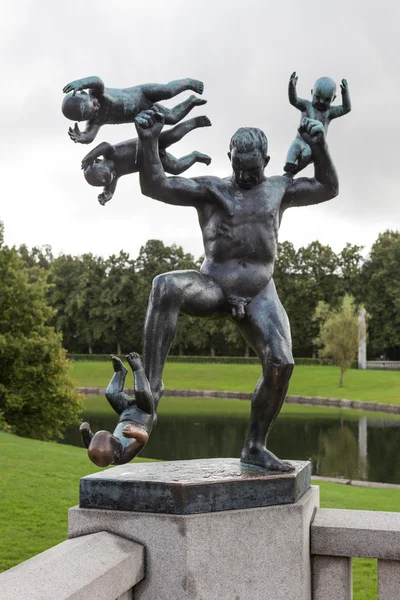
[62,404,400,484]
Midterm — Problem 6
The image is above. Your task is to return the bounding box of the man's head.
[84,159,115,187]
[62,91,100,122]
[311,77,336,111]
[87,431,122,467]
[228,127,270,189]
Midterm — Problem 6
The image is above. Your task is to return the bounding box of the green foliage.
[0,227,82,440]
[362,231,400,357]
[314,295,364,387]
[71,362,400,405]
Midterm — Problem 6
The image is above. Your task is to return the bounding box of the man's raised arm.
[282,118,339,210]
[135,111,213,207]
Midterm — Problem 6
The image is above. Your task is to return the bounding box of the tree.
[314,294,364,387]
[362,231,400,358]
[0,224,81,440]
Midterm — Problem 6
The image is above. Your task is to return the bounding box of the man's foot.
[241,445,295,473]
[111,355,128,376]
[122,424,149,444]
[126,352,143,372]
[195,115,211,127]
[194,151,212,166]
[187,80,204,95]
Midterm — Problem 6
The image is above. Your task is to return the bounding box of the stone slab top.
[80,458,311,515]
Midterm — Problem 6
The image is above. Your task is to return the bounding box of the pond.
[62,399,400,484]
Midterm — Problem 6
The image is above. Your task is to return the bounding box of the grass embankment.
[71,362,400,405]
[2,433,399,599]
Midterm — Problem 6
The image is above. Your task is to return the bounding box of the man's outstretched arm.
[282,118,339,209]
[135,110,214,207]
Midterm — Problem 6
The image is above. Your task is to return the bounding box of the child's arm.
[68,122,101,145]
[81,142,115,171]
[329,79,351,120]
[98,178,118,206]
[288,72,307,111]
[63,76,105,98]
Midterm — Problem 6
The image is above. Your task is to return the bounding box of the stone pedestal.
[69,459,319,600]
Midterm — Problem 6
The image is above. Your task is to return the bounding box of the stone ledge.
[311,508,400,560]
[0,531,144,600]
[80,458,311,514]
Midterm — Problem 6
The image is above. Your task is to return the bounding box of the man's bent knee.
[151,273,180,307]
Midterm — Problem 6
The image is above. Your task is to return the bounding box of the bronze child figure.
[80,353,155,467]
[81,116,212,205]
[284,72,351,175]
[62,75,205,144]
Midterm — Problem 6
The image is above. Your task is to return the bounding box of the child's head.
[62,91,100,122]
[84,159,115,187]
[311,77,336,111]
[88,431,122,467]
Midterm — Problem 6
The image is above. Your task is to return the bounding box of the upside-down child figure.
[284,72,351,175]
[62,75,205,144]
[80,353,155,467]
[81,116,212,205]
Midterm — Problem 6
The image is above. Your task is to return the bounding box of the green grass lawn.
[2,432,399,599]
[71,361,400,405]
[83,394,400,423]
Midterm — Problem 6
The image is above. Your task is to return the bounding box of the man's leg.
[141,79,204,103]
[143,270,226,407]
[236,279,295,472]
[158,116,211,149]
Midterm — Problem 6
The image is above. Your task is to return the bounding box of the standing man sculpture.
[134,110,338,472]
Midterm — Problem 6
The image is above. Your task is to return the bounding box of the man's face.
[230,149,267,190]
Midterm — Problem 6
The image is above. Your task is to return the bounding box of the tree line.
[13,230,400,360]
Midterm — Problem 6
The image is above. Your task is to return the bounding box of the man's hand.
[340,79,349,94]
[298,117,325,146]
[289,71,298,87]
[63,80,84,96]
[135,110,165,140]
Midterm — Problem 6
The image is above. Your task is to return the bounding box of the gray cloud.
[1,0,399,259]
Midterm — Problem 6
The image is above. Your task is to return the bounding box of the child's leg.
[105,356,130,414]
[142,79,204,103]
[159,116,211,149]
[126,352,154,415]
[154,95,207,126]
[284,139,304,172]
[162,151,211,175]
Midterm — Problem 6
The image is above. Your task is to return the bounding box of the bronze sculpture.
[81,116,211,205]
[64,73,343,471]
[132,110,338,472]
[62,76,205,144]
[284,72,351,175]
[80,353,155,466]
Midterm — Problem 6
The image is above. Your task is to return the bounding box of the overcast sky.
[1,0,399,260]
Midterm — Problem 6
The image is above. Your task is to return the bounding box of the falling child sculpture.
[284,72,351,175]
[81,116,212,205]
[80,353,155,466]
[62,75,205,144]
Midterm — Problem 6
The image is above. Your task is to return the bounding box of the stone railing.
[367,361,400,370]
[311,508,400,599]
[0,531,144,600]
